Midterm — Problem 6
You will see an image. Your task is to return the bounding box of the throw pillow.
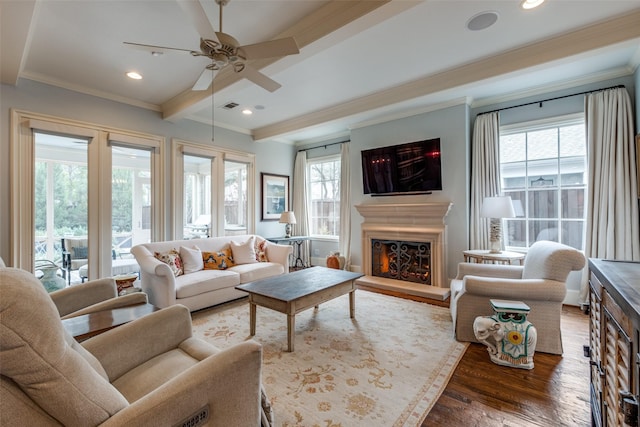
[180,245,204,274]
[230,237,258,265]
[202,248,236,270]
[72,246,88,259]
[255,239,269,262]
[154,249,183,277]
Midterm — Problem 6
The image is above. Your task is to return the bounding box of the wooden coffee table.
[61,303,159,342]
[236,266,364,351]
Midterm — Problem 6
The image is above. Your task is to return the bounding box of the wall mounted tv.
[361,138,442,195]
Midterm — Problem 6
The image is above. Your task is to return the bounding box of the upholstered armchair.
[61,237,89,284]
[49,277,147,319]
[449,240,585,355]
[0,267,266,426]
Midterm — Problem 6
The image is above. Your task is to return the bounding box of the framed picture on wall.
[261,173,289,220]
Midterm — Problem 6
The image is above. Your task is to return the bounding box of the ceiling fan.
[124,0,299,92]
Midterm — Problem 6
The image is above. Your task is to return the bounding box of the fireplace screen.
[371,239,431,285]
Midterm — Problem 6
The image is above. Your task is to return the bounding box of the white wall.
[0,79,296,263]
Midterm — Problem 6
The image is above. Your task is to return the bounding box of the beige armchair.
[0,267,266,426]
[49,277,147,319]
[449,240,585,355]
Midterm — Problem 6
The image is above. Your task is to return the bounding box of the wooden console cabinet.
[589,259,640,427]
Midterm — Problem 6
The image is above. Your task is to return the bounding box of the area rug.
[191,290,468,427]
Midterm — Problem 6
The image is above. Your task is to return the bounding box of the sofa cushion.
[180,246,204,274]
[230,262,285,283]
[202,249,235,270]
[230,237,258,265]
[175,270,240,299]
[154,249,183,277]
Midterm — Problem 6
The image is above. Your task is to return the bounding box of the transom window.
[308,156,341,238]
[500,114,586,250]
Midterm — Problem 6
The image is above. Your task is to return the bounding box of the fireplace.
[371,239,431,285]
[355,202,452,300]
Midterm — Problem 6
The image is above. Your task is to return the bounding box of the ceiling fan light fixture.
[242,108,253,115]
[521,0,545,9]
[126,71,142,80]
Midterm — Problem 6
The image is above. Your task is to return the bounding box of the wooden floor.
[363,286,591,427]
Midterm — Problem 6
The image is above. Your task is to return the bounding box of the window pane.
[528,189,557,218]
[308,157,341,237]
[527,128,558,161]
[561,221,584,250]
[530,220,559,242]
[224,161,248,236]
[184,155,211,238]
[35,133,89,285]
[499,116,586,249]
[112,145,151,261]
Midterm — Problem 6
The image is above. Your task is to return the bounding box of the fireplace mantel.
[355,202,452,226]
[355,202,453,301]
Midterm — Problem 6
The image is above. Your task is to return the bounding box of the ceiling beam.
[161,0,392,121]
[251,8,640,142]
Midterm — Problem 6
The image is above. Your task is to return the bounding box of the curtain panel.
[470,112,501,249]
[580,87,640,301]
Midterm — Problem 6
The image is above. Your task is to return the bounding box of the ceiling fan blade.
[238,65,281,92]
[176,0,219,43]
[192,67,218,91]
[123,41,193,54]
[239,37,299,60]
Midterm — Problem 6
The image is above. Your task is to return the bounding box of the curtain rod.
[297,140,349,152]
[478,84,625,116]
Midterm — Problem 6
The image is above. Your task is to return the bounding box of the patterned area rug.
[191,290,468,427]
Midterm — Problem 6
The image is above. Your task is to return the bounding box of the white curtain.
[338,143,351,269]
[580,87,640,301]
[292,150,310,264]
[470,112,501,249]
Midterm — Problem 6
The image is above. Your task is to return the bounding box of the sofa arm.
[50,278,118,317]
[265,242,293,273]
[455,262,524,280]
[100,340,263,427]
[82,305,193,381]
[463,276,567,302]
[131,245,177,308]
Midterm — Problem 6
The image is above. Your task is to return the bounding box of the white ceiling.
[2,0,640,145]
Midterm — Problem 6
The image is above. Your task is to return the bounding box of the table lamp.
[480,196,516,253]
[279,211,297,238]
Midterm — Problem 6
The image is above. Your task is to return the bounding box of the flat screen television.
[361,138,442,195]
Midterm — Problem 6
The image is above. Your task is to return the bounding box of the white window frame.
[307,154,341,239]
[499,113,587,251]
[10,109,164,274]
[171,139,255,239]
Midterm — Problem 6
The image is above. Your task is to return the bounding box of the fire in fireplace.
[371,239,431,285]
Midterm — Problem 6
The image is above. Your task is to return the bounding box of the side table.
[473,299,537,370]
[266,236,311,270]
[463,249,525,265]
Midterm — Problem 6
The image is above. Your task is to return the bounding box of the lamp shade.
[480,196,516,219]
[279,211,297,224]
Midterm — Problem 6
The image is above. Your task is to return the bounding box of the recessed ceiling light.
[466,11,499,31]
[126,71,142,80]
[521,0,544,9]
[242,109,253,115]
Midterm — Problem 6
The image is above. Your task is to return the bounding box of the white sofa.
[131,235,292,311]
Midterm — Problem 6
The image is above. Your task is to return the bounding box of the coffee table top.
[61,303,158,341]
[236,266,363,302]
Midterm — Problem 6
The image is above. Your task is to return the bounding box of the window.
[500,114,586,250]
[224,160,249,235]
[308,156,341,237]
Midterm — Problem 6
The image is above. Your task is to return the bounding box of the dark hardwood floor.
[360,286,591,427]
